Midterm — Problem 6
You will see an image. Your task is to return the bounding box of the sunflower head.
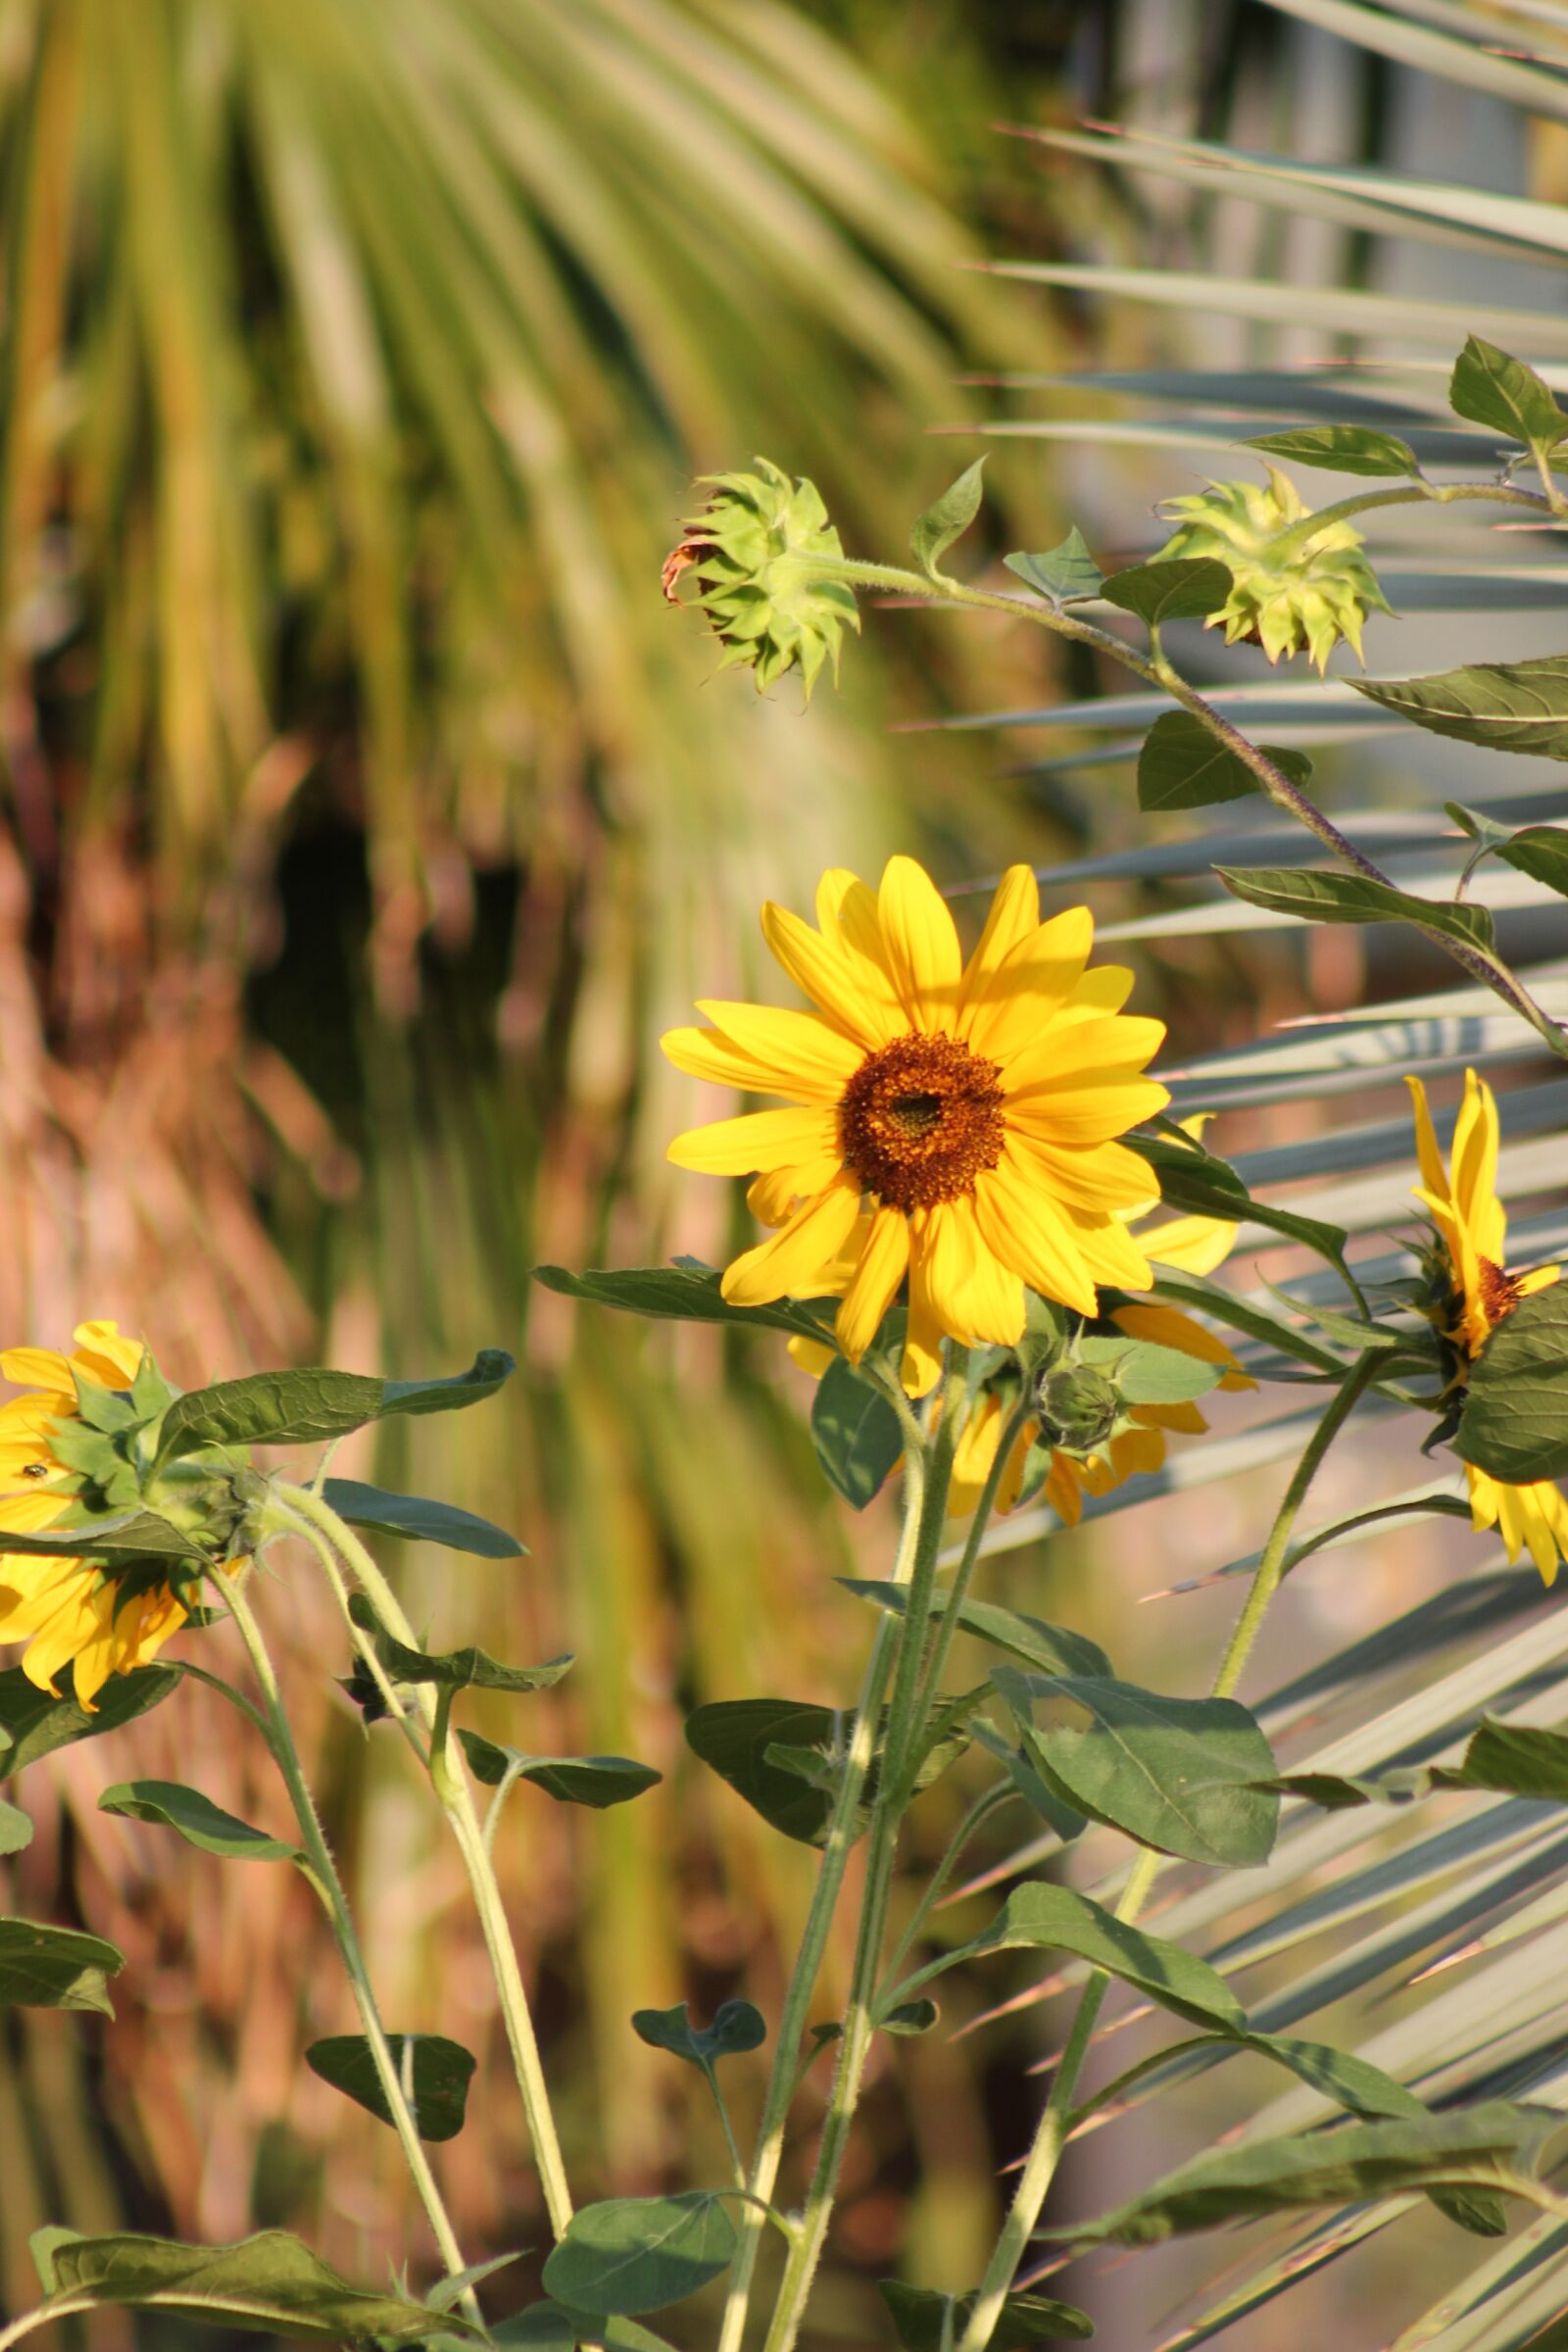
[662,459,858,699]
[1153,466,1390,672]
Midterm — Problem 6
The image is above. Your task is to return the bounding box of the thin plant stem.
[954,1350,1381,2352]
[713,1410,932,2352]
[879,1782,1014,1996]
[209,1564,477,2307]
[760,1379,967,2352]
[272,1481,575,2237]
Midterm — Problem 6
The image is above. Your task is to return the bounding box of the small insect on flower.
[1154,465,1391,673]
[0,1320,186,1707]
[662,858,1170,1396]
[1407,1070,1568,1584]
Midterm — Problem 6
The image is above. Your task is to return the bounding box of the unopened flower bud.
[1036,1361,1122,1455]
[663,460,858,700]
[1154,466,1390,673]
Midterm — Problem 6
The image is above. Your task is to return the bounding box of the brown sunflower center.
[838,1031,1005,1211]
[1478,1257,1524,1329]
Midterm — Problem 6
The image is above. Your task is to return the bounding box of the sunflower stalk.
[953,1347,1386,2352]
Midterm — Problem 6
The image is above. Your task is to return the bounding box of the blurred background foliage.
[2,1,1567,2346]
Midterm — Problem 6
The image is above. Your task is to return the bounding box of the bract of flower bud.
[662,458,858,700]
[1035,1360,1124,1457]
[1153,465,1390,673]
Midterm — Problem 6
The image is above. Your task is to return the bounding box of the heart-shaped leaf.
[0,1919,124,2016]
[306,2033,476,2142]
[541,2194,738,2317]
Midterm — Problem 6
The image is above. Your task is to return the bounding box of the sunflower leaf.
[457,1733,662,1810]
[306,2033,476,2142]
[0,1919,124,2015]
[1497,824,1568,901]
[839,1581,1113,1679]
[533,1264,835,1344]
[877,2280,1094,2349]
[320,1479,525,1558]
[1448,334,1568,455]
[810,1357,903,1509]
[1102,558,1234,626]
[1457,1286,1568,1482]
[910,458,987,579]
[29,2229,481,2340]
[1215,865,1496,953]
[1350,655,1568,761]
[1246,423,1422,476]
[98,1780,302,1863]
[154,1352,514,1464]
[1137,710,1310,811]
[346,1594,572,1694]
[1013,1676,1280,1867]
[1003,528,1103,605]
[541,2194,738,2318]
[0,1665,181,1775]
[630,2000,765,2071]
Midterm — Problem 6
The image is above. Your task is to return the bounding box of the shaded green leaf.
[155,1351,513,1463]
[1246,423,1422,476]
[458,1732,661,1809]
[1137,711,1311,813]
[1077,1334,1224,1406]
[348,1593,572,1693]
[1459,1286,1568,1483]
[839,1582,1112,1680]
[0,1797,31,1853]
[378,1353,516,1421]
[1046,2106,1548,2247]
[541,2194,738,2317]
[1102,558,1233,626]
[1004,528,1103,605]
[878,1997,940,2036]
[910,458,986,578]
[1498,824,1568,901]
[685,1697,860,1845]
[1216,865,1496,953]
[1449,334,1568,453]
[0,1509,205,1563]
[495,2310,677,2351]
[34,2228,480,2340]
[0,1664,180,1777]
[1018,1678,1280,1868]
[878,2279,1094,2348]
[899,1882,1245,2033]
[533,1264,833,1345]
[810,1356,903,1510]
[631,2000,765,2071]
[1352,654,1568,761]
[321,1478,525,1558]
[0,1919,124,2016]
[98,1781,300,1863]
[1127,1129,1355,1285]
[306,2033,475,2142]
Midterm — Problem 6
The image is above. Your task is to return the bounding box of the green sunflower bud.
[662,459,858,699]
[1153,465,1390,673]
[1035,1361,1122,1456]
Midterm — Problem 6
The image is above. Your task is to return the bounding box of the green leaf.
[839,1583,1112,1680]
[533,1264,834,1345]
[877,2279,1095,2349]
[1351,654,1568,761]
[1076,1334,1224,1406]
[1246,423,1422,476]
[29,2227,82,2294]
[305,2033,476,2142]
[0,1508,205,1563]
[1216,865,1496,953]
[1045,2105,1548,2246]
[1003,528,1103,605]
[347,1593,572,1693]
[541,2193,738,2317]
[0,1798,32,1853]
[98,1781,300,1863]
[0,1919,124,2016]
[685,1697,860,1845]
[878,1997,940,2036]
[458,1733,661,1809]
[1101,558,1233,626]
[1017,1678,1280,1868]
[901,1882,1245,2033]
[321,1479,526,1558]
[425,2254,525,2313]
[1136,710,1311,813]
[33,2228,480,2339]
[495,2311,677,2351]
[1458,1286,1568,1483]
[630,2000,765,2070]
[910,457,986,579]
[155,1350,514,1464]
[72,1374,141,1434]
[1126,1130,1354,1290]
[1448,333,1568,453]
[1497,824,1568,901]
[0,1664,180,1777]
[810,1356,902,1510]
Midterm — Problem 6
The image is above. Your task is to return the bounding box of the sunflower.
[0,1321,188,1707]
[662,859,1169,1395]
[1407,1070,1568,1583]
[948,1200,1254,1523]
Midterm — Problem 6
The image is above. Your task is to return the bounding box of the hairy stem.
[274,1481,575,2237]
[954,1350,1380,2352]
[211,1565,476,2304]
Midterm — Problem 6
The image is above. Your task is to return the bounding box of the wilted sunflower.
[0,1321,187,1707]
[663,859,1169,1394]
[1407,1070,1568,1582]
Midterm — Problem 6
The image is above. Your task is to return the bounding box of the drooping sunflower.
[948,1193,1254,1523]
[662,858,1169,1395]
[0,1321,187,1707]
[1407,1070,1568,1583]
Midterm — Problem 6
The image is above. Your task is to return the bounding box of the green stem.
[274,1481,575,2238]
[879,1782,1013,1997]
[211,1564,477,2306]
[713,1421,932,2352]
[0,2302,94,2351]
[812,548,1568,1064]
[954,1350,1381,2352]
[760,1381,965,2352]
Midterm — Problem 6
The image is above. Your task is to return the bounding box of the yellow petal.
[748,1169,806,1227]
[962,908,1095,1062]
[956,866,1040,1029]
[1405,1074,1448,1200]
[721,1173,862,1307]
[1142,1213,1238,1277]
[1133,1399,1209,1435]
[1112,1300,1245,1378]
[1006,1072,1170,1145]
[0,1492,72,1535]
[835,1204,910,1362]
[1004,1134,1155,1214]
[662,1006,857,1103]
[970,1161,1097,1317]
[667,1104,839,1177]
[1044,1449,1085,1526]
[877,856,961,1033]
[815,872,908,1039]
[1058,964,1135,1021]
[1004,1014,1166,1096]
[787,1335,837,1379]
[0,1348,75,1395]
[900,1275,945,1398]
[1451,1068,1506,1263]
[760,902,899,1051]
[70,1322,144,1388]
[1062,1208,1153,1291]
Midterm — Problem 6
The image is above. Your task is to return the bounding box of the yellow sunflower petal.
[0,1492,72,1535]
[1113,1300,1246,1377]
[950,1392,1004,1518]
[1057,963,1136,1021]
[761,901,899,1051]
[816,872,908,1039]
[1062,1208,1154,1292]
[70,1322,144,1388]
[970,1160,1097,1317]
[956,866,1040,1028]
[0,1348,75,1395]
[1405,1074,1448,1200]
[1133,1399,1209,1435]
[962,908,1095,1063]
[1003,1014,1166,1096]
[721,1173,862,1307]
[667,1104,839,1177]
[748,1169,806,1227]
[1451,1068,1506,1264]
[1141,1213,1239,1276]
[835,1205,910,1362]
[1004,1135,1157,1215]
[1044,1450,1086,1526]
[877,855,962,1034]
[1006,1070,1170,1145]
[900,1272,945,1398]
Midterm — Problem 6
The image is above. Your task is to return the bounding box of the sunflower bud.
[662,459,858,699]
[1153,466,1390,672]
[1035,1361,1122,1456]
